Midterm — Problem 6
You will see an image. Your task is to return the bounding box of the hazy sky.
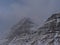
[0,0,60,38]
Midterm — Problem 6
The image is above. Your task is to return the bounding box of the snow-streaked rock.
[1,13,60,45]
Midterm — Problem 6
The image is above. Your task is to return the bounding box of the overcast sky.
[0,0,60,38]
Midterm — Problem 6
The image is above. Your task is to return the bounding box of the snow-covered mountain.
[0,13,60,45]
[37,13,60,45]
[0,17,38,45]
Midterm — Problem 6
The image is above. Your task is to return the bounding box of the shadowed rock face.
[1,13,60,45]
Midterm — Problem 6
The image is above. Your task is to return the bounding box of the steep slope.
[1,17,38,45]
[37,13,60,45]
[1,13,60,45]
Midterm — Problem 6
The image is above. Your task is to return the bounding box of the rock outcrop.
[1,13,60,45]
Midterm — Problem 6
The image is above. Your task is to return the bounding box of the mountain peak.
[11,17,36,30]
[6,17,37,41]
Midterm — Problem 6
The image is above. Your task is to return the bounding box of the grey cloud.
[0,0,60,38]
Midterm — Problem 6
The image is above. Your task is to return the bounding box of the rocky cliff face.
[1,13,60,45]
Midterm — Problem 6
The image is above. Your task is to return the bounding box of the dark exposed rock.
[1,13,60,45]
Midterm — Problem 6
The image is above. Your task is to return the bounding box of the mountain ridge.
[1,13,60,45]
